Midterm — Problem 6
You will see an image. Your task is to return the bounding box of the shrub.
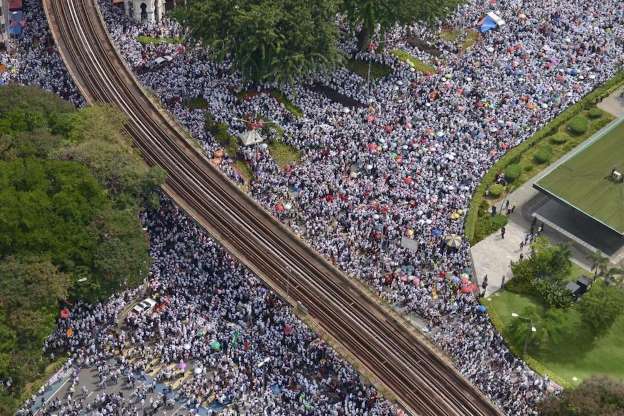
[567,115,589,135]
[488,183,505,198]
[523,164,534,172]
[504,164,522,182]
[587,108,603,119]
[473,213,507,242]
[533,146,552,164]
[549,132,568,144]
[533,279,574,308]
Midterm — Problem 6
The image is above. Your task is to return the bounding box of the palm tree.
[604,267,624,287]
[586,250,608,281]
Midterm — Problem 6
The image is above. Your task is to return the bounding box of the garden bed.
[269,141,302,169]
[136,35,183,45]
[405,36,442,57]
[391,49,436,75]
[486,262,624,388]
[465,71,624,244]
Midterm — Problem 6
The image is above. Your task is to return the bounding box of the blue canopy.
[480,15,498,33]
[8,24,22,36]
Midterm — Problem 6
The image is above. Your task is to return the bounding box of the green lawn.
[536,117,624,234]
[136,35,183,45]
[345,58,392,81]
[461,30,480,50]
[440,28,461,42]
[234,160,253,183]
[486,263,624,387]
[269,141,301,169]
[391,49,436,75]
[270,90,303,118]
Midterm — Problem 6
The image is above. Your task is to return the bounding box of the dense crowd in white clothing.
[6,0,623,414]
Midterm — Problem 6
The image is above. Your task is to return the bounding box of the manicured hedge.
[588,107,603,119]
[488,183,505,198]
[464,71,624,244]
[533,146,552,164]
[550,132,568,144]
[567,115,589,135]
[504,163,522,182]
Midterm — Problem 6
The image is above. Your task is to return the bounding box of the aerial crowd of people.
[5,0,624,414]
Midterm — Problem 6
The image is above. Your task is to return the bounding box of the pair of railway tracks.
[42,1,503,415]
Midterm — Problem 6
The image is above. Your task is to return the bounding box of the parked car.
[132,298,156,315]
[566,275,592,300]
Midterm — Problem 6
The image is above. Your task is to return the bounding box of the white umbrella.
[445,234,462,248]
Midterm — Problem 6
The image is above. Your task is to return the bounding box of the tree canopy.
[173,0,343,84]
[507,238,574,308]
[539,376,624,416]
[577,280,624,335]
[340,0,462,50]
[0,85,163,412]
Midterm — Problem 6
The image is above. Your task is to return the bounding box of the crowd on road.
[0,0,83,106]
[95,0,622,414]
[19,200,396,416]
[6,0,624,414]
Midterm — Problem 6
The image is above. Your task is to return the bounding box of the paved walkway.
[470,87,624,296]
[598,86,624,117]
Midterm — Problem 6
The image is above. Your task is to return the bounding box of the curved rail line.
[42,1,503,415]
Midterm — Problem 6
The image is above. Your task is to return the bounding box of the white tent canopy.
[239,129,264,146]
[487,12,506,27]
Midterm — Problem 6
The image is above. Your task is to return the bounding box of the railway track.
[42,1,503,415]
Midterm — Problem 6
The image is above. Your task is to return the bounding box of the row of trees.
[0,86,164,413]
[172,0,461,84]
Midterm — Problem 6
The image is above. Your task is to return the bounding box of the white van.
[132,298,156,315]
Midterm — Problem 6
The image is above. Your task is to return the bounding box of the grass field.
[268,141,301,169]
[391,49,436,75]
[486,263,624,387]
[136,35,183,45]
[536,118,624,234]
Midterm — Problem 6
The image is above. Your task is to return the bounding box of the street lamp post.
[511,312,536,358]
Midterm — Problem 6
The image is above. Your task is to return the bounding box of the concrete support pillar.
[146,5,155,23]
[155,0,164,22]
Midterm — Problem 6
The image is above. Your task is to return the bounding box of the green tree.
[508,238,572,298]
[586,250,609,281]
[0,84,158,414]
[341,0,461,50]
[507,306,544,357]
[0,257,70,393]
[88,208,151,302]
[0,85,74,135]
[539,376,624,416]
[540,308,579,349]
[55,105,165,210]
[173,0,342,84]
[577,280,624,335]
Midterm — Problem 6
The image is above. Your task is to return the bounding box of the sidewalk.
[471,220,527,296]
[469,87,624,295]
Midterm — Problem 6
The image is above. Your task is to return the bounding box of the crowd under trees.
[0,85,164,413]
[173,0,460,84]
